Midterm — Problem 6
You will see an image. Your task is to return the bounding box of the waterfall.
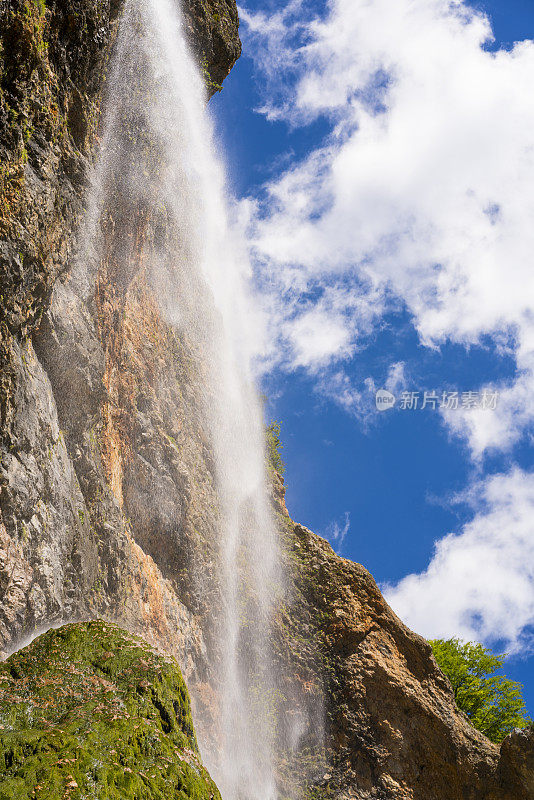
[80,0,287,797]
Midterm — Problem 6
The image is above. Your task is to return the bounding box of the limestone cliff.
[274,511,534,799]
[0,2,532,800]
[0,0,239,677]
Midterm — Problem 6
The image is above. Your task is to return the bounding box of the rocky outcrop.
[497,728,534,797]
[0,620,221,798]
[275,518,534,800]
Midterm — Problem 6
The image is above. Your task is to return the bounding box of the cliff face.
[275,515,534,799]
[0,2,532,800]
[0,0,239,678]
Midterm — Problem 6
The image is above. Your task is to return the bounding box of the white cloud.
[384,469,534,652]
[317,360,407,422]
[385,361,407,395]
[325,511,351,553]
[284,301,353,369]
[238,0,534,654]
[442,351,534,458]
[242,0,534,455]
[316,369,363,416]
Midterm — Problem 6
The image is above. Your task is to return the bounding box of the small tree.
[430,638,531,744]
[266,420,285,475]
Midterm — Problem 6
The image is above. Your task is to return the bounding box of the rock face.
[276,519,534,800]
[0,2,532,800]
[0,620,221,799]
[0,0,239,677]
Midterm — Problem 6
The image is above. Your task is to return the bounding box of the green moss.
[302,787,335,800]
[24,0,46,20]
[201,56,223,95]
[20,522,29,544]
[0,621,221,800]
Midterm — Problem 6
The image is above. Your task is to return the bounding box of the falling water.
[81,0,286,797]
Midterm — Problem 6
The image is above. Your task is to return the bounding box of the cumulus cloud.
[240,0,534,652]
[316,360,408,423]
[384,469,534,652]
[442,353,534,458]
[284,297,355,369]
[242,0,534,454]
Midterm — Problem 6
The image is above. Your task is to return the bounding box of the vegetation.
[430,637,532,743]
[201,56,223,95]
[0,620,221,799]
[266,420,285,475]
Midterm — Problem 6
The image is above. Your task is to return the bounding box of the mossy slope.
[0,620,221,800]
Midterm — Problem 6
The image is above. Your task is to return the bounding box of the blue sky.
[211,0,534,711]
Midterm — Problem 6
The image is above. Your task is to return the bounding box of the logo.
[375,389,396,411]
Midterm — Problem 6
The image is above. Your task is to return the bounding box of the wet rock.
[0,0,240,680]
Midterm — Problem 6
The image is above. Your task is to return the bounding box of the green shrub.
[266,421,285,475]
[430,637,531,743]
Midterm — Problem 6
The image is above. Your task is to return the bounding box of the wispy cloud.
[325,511,351,553]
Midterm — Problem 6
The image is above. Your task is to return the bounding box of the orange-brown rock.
[276,520,533,799]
